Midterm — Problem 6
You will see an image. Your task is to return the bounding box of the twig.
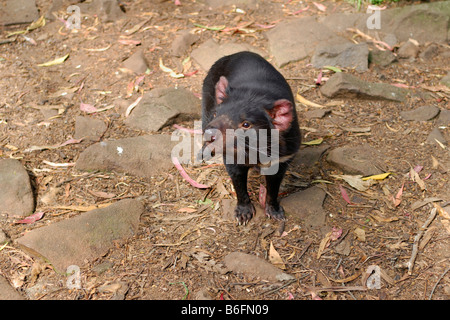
[408,207,437,275]
[428,266,450,300]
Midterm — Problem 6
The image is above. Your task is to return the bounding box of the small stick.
[429,266,450,300]
[408,208,437,275]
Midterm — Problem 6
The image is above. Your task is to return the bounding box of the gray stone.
[224,252,295,282]
[400,105,440,121]
[122,48,149,74]
[75,134,176,179]
[16,199,143,271]
[369,49,397,68]
[125,87,201,132]
[0,276,24,300]
[419,43,440,60]
[170,29,200,57]
[437,109,450,127]
[74,116,107,142]
[440,72,450,88]
[281,186,327,228]
[312,42,369,73]
[191,39,264,71]
[0,0,39,25]
[320,72,409,102]
[0,159,34,217]
[291,144,330,168]
[327,145,386,176]
[397,39,420,59]
[78,0,125,23]
[426,127,447,145]
[266,17,346,67]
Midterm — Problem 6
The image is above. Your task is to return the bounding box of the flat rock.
[223,252,295,282]
[0,276,24,300]
[400,105,440,121]
[437,109,450,127]
[75,134,176,179]
[170,29,200,57]
[369,49,397,68]
[440,72,450,87]
[125,87,201,132]
[426,127,447,146]
[291,144,330,169]
[191,39,264,71]
[312,42,369,73]
[74,116,107,142]
[0,159,34,217]
[320,72,408,102]
[78,0,125,22]
[16,199,143,271]
[266,17,346,67]
[281,186,327,228]
[0,0,39,25]
[419,43,440,60]
[122,48,149,74]
[397,39,420,59]
[326,145,386,176]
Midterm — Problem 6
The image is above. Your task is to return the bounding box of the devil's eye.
[241,121,251,128]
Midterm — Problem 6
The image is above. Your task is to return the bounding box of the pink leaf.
[15,211,44,224]
[59,137,83,147]
[172,156,210,189]
[330,227,343,241]
[316,70,323,85]
[339,184,353,205]
[313,2,327,12]
[80,102,98,113]
[118,39,141,45]
[291,5,309,15]
[172,124,202,135]
[393,182,404,207]
[174,0,181,5]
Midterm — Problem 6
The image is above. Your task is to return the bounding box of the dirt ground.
[0,0,449,300]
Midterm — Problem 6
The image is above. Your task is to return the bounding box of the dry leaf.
[296,93,325,108]
[362,172,391,181]
[15,211,45,224]
[269,241,286,269]
[332,174,372,192]
[354,228,366,242]
[37,53,69,67]
[317,231,332,259]
[410,168,426,190]
[393,182,404,207]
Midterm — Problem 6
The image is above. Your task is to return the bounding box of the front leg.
[264,162,288,221]
[226,164,255,224]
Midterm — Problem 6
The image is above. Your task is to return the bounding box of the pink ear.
[215,76,228,104]
[269,99,293,131]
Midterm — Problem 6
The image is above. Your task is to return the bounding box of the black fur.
[201,51,301,224]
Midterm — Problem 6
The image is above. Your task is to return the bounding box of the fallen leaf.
[15,211,44,224]
[172,156,210,189]
[118,39,141,45]
[313,2,327,12]
[125,95,143,117]
[317,231,332,259]
[332,174,372,192]
[42,160,75,167]
[296,93,326,108]
[302,138,323,145]
[354,228,366,241]
[323,65,342,73]
[37,53,69,67]
[330,227,343,241]
[80,102,98,113]
[410,167,426,190]
[159,58,184,78]
[339,184,354,205]
[269,241,286,269]
[393,182,404,207]
[177,207,197,213]
[362,172,391,181]
[89,190,116,199]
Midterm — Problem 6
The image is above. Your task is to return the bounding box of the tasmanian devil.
[200,51,301,224]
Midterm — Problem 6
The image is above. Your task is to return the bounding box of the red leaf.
[393,182,404,207]
[339,184,353,205]
[172,156,210,189]
[15,211,44,224]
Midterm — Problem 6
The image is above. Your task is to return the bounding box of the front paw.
[265,204,286,221]
[234,203,255,225]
